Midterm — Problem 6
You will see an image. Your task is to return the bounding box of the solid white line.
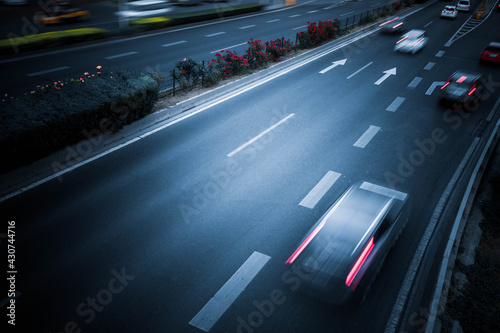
[239,25,256,29]
[354,125,380,148]
[424,20,433,27]
[360,182,407,201]
[340,11,355,16]
[424,62,435,70]
[189,251,271,332]
[227,114,295,157]
[386,97,406,112]
[407,77,422,89]
[435,50,445,57]
[26,66,70,77]
[206,32,226,37]
[162,40,187,47]
[104,51,138,60]
[386,138,480,333]
[347,62,373,79]
[210,42,248,54]
[425,81,445,95]
[299,171,341,209]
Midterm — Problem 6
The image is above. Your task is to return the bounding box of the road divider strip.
[189,251,271,332]
[299,171,342,209]
[354,125,381,148]
[227,114,295,157]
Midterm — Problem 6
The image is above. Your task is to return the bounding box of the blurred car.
[34,3,90,25]
[379,17,405,33]
[440,70,485,107]
[441,5,458,18]
[394,29,428,54]
[2,0,28,5]
[480,42,500,65]
[456,0,470,11]
[285,182,409,305]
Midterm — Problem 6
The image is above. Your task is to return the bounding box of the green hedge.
[0,69,159,173]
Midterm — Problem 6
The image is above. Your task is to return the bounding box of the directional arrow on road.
[319,58,347,74]
[374,67,397,85]
[426,81,446,95]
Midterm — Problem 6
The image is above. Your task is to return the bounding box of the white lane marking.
[360,182,407,201]
[407,77,422,89]
[189,251,271,332]
[308,10,318,13]
[289,14,301,17]
[293,25,308,30]
[424,62,435,70]
[119,8,170,17]
[299,171,341,209]
[385,138,480,333]
[206,32,226,37]
[0,291,22,307]
[104,51,138,60]
[424,20,433,27]
[354,125,380,148]
[347,61,373,79]
[375,67,397,85]
[0,23,395,203]
[371,3,381,7]
[340,11,355,16]
[210,42,248,54]
[425,81,445,95]
[319,58,347,74]
[267,19,280,23]
[162,40,187,47]
[26,66,70,77]
[239,25,256,29]
[386,97,406,112]
[435,50,445,57]
[227,114,295,157]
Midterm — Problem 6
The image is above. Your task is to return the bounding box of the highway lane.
[1,0,418,97]
[2,2,500,333]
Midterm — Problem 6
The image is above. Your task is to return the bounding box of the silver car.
[285,182,410,305]
[456,0,470,11]
[394,29,428,54]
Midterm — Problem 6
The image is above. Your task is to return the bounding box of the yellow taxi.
[34,3,90,25]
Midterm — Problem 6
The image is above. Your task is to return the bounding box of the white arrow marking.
[319,58,347,74]
[374,67,396,85]
[425,81,445,95]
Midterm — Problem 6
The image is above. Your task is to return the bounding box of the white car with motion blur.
[441,5,458,19]
[394,29,428,54]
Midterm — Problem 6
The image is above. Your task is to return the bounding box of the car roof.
[449,71,482,83]
[403,29,425,38]
[444,6,456,9]
[487,42,500,49]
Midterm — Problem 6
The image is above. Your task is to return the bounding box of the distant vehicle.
[1,0,28,5]
[34,3,90,25]
[441,5,458,18]
[440,70,485,108]
[172,0,200,5]
[456,0,470,11]
[480,42,500,65]
[285,182,409,305]
[379,17,406,33]
[394,29,428,54]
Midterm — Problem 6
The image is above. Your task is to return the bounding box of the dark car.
[379,17,405,33]
[480,42,500,65]
[439,70,484,107]
[285,182,409,305]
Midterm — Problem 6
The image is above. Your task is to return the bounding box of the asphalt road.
[1,0,500,332]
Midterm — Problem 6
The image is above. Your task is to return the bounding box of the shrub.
[297,20,339,49]
[208,50,249,80]
[174,58,206,88]
[0,66,158,173]
[245,39,270,69]
[265,38,296,61]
